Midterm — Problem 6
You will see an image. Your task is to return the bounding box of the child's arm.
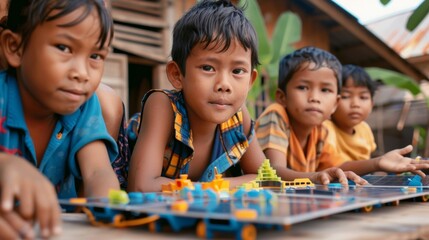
[339,145,429,177]
[240,106,265,172]
[264,149,367,185]
[227,106,365,188]
[127,92,176,192]
[76,141,120,197]
[226,106,265,187]
[96,83,124,141]
[0,153,61,238]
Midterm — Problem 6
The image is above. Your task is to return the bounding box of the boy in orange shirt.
[256,47,429,177]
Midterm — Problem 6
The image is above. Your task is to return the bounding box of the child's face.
[280,64,339,128]
[331,78,373,130]
[14,7,109,115]
[169,39,257,124]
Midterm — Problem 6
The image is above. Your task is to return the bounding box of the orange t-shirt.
[323,120,376,162]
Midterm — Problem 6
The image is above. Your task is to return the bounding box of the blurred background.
[3,0,429,158]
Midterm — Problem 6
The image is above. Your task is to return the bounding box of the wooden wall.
[257,0,330,50]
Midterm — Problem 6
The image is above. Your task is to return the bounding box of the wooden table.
[52,202,429,240]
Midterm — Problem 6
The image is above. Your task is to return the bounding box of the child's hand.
[310,167,368,185]
[0,211,34,239]
[377,145,429,177]
[0,154,62,238]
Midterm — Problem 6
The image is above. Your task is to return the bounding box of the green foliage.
[365,67,421,95]
[407,0,429,31]
[239,0,271,65]
[415,126,427,155]
[240,0,301,117]
[380,0,429,31]
[239,0,268,117]
[267,12,301,99]
[366,67,429,107]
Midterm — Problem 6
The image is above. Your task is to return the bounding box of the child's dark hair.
[171,0,259,76]
[6,0,113,50]
[342,64,377,98]
[278,46,342,94]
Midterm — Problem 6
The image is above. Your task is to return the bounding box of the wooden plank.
[127,55,158,66]
[276,202,429,240]
[112,39,167,63]
[111,8,166,28]
[112,1,162,16]
[115,31,161,46]
[367,100,429,129]
[102,53,129,117]
[111,0,162,9]
[50,202,429,240]
[114,24,163,40]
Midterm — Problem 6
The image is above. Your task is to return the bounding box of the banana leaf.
[240,0,271,65]
[406,0,429,31]
[365,67,421,95]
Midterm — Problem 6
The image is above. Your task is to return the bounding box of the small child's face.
[280,64,339,128]
[170,39,257,124]
[331,78,373,130]
[13,7,109,115]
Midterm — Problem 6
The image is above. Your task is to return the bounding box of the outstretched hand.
[0,154,62,238]
[378,145,429,177]
[310,167,368,185]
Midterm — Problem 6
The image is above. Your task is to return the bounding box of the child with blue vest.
[0,0,121,237]
[127,0,367,193]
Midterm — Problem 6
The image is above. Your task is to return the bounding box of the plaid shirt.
[255,103,342,172]
[141,89,252,181]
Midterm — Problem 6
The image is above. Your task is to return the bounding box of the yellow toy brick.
[171,200,189,212]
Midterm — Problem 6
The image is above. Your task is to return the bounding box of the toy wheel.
[113,214,124,225]
[241,224,257,240]
[148,221,157,233]
[422,195,429,202]
[362,205,373,213]
[196,221,206,239]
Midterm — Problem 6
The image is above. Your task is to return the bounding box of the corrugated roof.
[292,0,427,81]
[366,11,429,59]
